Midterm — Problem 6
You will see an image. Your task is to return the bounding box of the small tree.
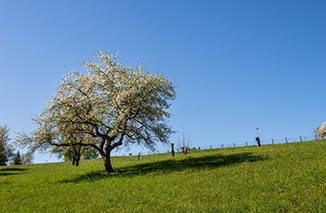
[177,133,191,155]
[0,125,14,166]
[15,52,176,174]
[14,151,22,165]
[53,145,82,166]
[51,131,97,166]
[313,127,319,140]
[317,122,326,140]
[59,145,98,166]
[83,147,99,160]
[21,151,33,165]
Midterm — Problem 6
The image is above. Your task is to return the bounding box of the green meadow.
[1,141,326,212]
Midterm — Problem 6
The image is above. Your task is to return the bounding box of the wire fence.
[122,135,318,156]
[195,135,317,150]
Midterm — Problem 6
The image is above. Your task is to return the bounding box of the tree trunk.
[75,153,80,167]
[71,157,75,165]
[103,149,114,174]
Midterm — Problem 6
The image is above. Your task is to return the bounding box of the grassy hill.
[1,141,326,212]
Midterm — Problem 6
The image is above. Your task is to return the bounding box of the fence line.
[198,135,317,150]
[126,135,318,156]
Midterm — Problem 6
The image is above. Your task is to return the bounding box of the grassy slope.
[1,141,326,212]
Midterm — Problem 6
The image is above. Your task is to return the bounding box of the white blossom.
[15,52,176,174]
[317,122,326,140]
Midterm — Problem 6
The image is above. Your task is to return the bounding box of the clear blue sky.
[1,1,325,163]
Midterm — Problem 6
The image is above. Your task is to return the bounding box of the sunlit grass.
[1,141,326,212]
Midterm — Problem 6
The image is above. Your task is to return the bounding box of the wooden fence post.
[299,136,302,142]
[171,143,175,157]
[246,141,248,146]
[285,137,288,143]
[272,138,274,144]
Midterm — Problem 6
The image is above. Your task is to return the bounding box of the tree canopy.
[16,52,176,174]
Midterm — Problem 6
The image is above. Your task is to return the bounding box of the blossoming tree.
[16,52,176,174]
[317,122,326,140]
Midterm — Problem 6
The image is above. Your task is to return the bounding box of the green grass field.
[1,141,326,212]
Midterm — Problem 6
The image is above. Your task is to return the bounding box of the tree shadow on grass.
[117,152,267,176]
[59,152,267,183]
[0,167,28,176]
